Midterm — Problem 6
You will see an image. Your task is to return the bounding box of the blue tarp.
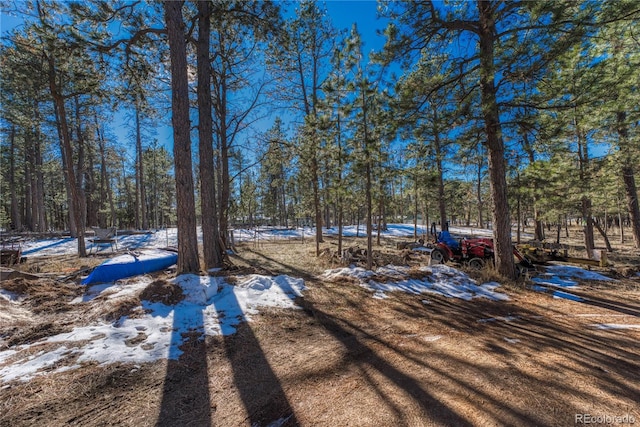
[437,231,460,250]
[82,250,178,285]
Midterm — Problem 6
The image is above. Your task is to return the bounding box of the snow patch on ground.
[0,289,21,303]
[72,276,154,303]
[18,224,532,257]
[323,264,509,301]
[532,264,613,290]
[0,274,305,383]
[592,324,640,330]
[532,276,580,288]
[0,347,77,383]
[543,265,613,282]
[478,316,520,323]
[531,265,616,304]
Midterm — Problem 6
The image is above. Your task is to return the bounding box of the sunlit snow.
[322,264,510,301]
[0,274,305,383]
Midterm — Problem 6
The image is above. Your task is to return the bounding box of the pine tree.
[267,0,336,255]
[592,8,640,248]
[164,0,200,273]
[381,0,599,278]
[196,0,224,270]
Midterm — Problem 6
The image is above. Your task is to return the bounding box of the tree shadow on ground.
[213,287,299,426]
[531,283,640,317]
[241,252,640,425]
[156,307,212,426]
[157,249,639,425]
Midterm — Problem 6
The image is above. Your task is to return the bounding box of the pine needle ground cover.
[1,235,639,426]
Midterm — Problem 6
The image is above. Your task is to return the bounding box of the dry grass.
[1,277,82,314]
[18,254,103,275]
[139,279,184,305]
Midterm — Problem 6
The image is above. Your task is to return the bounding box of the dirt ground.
[1,231,639,427]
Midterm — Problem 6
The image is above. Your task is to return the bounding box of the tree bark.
[575,110,594,258]
[219,90,231,251]
[74,97,87,238]
[521,131,544,240]
[477,0,515,279]
[32,101,46,231]
[362,87,373,270]
[622,167,640,249]
[433,107,447,231]
[45,50,86,256]
[95,115,115,227]
[413,174,419,239]
[476,158,484,229]
[164,0,200,274]
[24,131,33,230]
[617,112,640,249]
[197,0,224,269]
[134,105,142,229]
[593,218,613,252]
[8,126,21,230]
[54,108,77,235]
[312,154,323,255]
[337,112,344,255]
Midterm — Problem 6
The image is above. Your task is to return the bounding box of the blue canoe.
[82,249,178,285]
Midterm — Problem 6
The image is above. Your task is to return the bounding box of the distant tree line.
[1,0,639,277]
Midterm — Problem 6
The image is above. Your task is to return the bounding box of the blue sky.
[1,1,388,161]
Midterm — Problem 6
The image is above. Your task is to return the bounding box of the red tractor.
[430,231,532,272]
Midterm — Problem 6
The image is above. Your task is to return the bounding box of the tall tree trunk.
[46,50,86,255]
[34,103,47,231]
[219,103,230,250]
[337,112,344,255]
[433,108,447,231]
[52,106,77,236]
[522,132,544,240]
[477,0,515,279]
[312,152,323,256]
[618,209,624,244]
[581,198,595,258]
[575,109,594,258]
[214,43,231,251]
[74,97,88,240]
[151,144,159,229]
[617,112,640,249]
[8,126,21,230]
[476,158,484,229]
[164,0,200,273]
[85,143,98,228]
[516,189,521,244]
[324,195,331,230]
[413,174,419,239]
[24,131,33,231]
[134,105,141,229]
[95,116,112,227]
[362,88,373,270]
[622,168,640,249]
[133,103,149,230]
[197,0,224,269]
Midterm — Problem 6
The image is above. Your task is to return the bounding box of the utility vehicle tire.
[430,249,445,264]
[468,257,485,270]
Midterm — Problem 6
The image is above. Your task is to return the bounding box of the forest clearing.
[1,225,639,426]
[2,0,640,425]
